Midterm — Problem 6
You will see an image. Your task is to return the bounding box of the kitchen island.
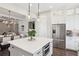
[8,37,53,56]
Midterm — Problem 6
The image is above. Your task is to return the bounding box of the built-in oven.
[42,42,50,56]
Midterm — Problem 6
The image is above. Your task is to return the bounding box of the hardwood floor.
[0,47,78,56]
[53,48,78,56]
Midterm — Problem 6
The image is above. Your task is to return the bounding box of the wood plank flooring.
[0,48,78,56]
[53,48,78,56]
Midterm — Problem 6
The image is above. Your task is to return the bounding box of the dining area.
[0,32,21,56]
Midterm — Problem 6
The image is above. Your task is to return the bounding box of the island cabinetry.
[9,45,32,56]
[8,37,53,56]
[33,48,42,56]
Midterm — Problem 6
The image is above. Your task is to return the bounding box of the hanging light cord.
[38,3,39,18]
[8,10,11,20]
[28,3,30,16]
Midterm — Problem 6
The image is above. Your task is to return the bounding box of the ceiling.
[0,3,79,15]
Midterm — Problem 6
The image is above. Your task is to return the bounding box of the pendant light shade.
[28,3,31,20]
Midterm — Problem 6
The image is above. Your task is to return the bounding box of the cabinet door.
[9,45,23,56]
[33,48,42,56]
[71,37,78,51]
[66,37,74,50]
[9,45,32,56]
[66,37,77,51]
[74,37,78,51]
[50,41,53,55]
[74,40,78,51]
[70,38,76,50]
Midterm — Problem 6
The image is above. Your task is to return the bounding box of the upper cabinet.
[65,9,75,16]
[51,11,65,24]
[75,8,79,14]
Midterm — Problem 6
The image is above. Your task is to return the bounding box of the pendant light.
[8,10,13,24]
[37,3,40,21]
[28,3,31,20]
[2,10,10,24]
[8,10,15,24]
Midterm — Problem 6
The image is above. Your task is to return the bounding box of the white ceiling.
[0,3,79,15]
[11,3,79,12]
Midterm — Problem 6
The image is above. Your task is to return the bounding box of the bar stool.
[0,44,10,56]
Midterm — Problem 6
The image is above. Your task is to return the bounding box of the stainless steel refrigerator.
[52,24,66,49]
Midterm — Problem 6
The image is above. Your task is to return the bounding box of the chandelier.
[2,10,16,25]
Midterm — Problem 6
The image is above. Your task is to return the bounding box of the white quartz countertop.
[66,36,79,41]
[8,37,53,54]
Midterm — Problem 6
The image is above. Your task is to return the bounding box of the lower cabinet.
[33,48,42,56]
[9,45,32,56]
[50,41,53,55]
[66,36,78,51]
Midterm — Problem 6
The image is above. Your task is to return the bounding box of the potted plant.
[28,29,36,41]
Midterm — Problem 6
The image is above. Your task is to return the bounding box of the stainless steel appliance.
[42,42,50,56]
[52,24,66,49]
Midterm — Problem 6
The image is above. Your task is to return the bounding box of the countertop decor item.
[28,29,36,41]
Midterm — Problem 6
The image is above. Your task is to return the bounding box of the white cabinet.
[9,45,32,56]
[66,36,78,51]
[33,48,42,56]
[66,36,75,50]
[73,37,79,51]
[50,41,53,55]
[9,45,43,56]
